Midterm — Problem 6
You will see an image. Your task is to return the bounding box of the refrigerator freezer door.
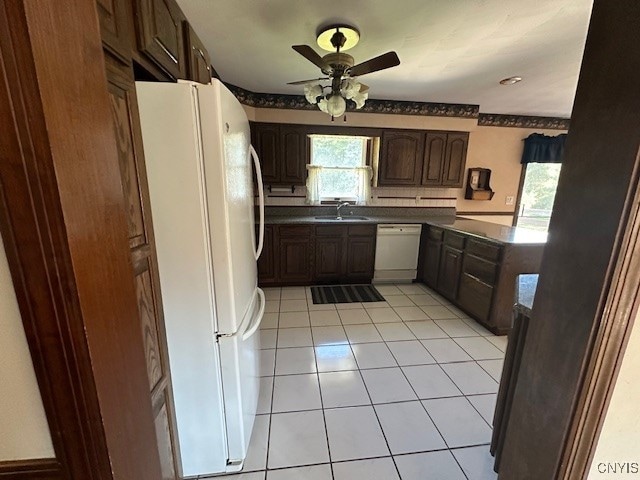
[197,81,258,335]
[218,287,264,470]
[136,82,228,476]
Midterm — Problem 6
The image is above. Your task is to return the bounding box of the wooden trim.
[559,167,640,479]
[512,163,527,226]
[0,459,62,479]
[457,211,515,216]
[0,1,163,479]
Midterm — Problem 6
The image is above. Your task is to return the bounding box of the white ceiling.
[177,0,593,117]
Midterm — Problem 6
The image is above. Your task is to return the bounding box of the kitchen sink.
[314,215,370,221]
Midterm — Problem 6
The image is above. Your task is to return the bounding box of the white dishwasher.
[373,224,422,283]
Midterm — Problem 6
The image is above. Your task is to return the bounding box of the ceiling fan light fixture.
[326,94,347,117]
[304,83,323,104]
[341,78,361,99]
[317,97,329,114]
[317,25,360,52]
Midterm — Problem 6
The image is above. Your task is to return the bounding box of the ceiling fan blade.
[292,45,326,69]
[349,51,400,77]
[287,77,329,85]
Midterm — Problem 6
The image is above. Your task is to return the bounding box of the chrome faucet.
[336,202,351,219]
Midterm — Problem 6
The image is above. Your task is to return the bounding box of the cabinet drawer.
[428,226,444,241]
[316,225,344,236]
[463,254,498,285]
[466,238,502,262]
[444,230,466,250]
[457,273,493,322]
[348,225,376,236]
[278,225,312,236]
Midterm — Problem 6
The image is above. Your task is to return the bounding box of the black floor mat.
[310,284,385,304]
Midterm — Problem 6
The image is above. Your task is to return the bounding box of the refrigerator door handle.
[250,145,265,260]
[242,288,265,341]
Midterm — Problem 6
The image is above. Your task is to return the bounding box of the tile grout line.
[261,287,283,476]
[306,299,336,480]
[343,334,404,480]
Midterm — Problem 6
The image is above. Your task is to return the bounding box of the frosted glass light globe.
[304,84,323,104]
[326,94,346,117]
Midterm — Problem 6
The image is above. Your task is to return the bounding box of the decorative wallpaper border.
[478,113,570,130]
[226,83,479,119]
[226,83,570,128]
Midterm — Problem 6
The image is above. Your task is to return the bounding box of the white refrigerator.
[136,79,266,478]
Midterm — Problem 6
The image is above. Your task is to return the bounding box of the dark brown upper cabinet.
[251,123,308,186]
[378,131,425,186]
[134,0,187,80]
[184,22,211,84]
[422,132,447,186]
[97,0,133,63]
[442,132,469,187]
[252,123,280,184]
[280,125,308,185]
[379,129,469,188]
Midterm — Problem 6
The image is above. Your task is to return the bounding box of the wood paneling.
[134,0,186,79]
[0,1,164,478]
[378,130,424,186]
[153,398,177,480]
[135,268,163,390]
[107,74,147,247]
[105,57,178,478]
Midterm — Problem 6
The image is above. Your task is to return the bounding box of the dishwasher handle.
[376,224,422,235]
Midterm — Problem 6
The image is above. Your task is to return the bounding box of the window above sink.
[307,134,377,205]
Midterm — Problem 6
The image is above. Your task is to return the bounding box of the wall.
[588,309,640,478]
[0,232,55,461]
[245,106,566,223]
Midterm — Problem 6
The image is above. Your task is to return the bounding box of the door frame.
[559,173,640,478]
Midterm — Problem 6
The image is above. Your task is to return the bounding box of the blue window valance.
[521,133,567,164]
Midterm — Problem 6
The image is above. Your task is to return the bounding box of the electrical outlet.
[505,195,515,206]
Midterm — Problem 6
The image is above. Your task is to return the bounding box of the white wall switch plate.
[505,195,515,206]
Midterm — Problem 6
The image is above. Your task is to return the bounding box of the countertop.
[263,214,547,245]
[514,274,539,317]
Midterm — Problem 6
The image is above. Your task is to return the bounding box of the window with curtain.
[306,135,373,205]
[515,133,566,231]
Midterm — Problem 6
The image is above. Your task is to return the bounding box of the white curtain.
[354,166,372,205]
[306,165,322,205]
[306,165,372,205]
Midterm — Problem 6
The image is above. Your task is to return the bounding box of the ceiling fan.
[288,25,400,118]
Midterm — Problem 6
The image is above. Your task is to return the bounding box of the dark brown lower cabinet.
[345,235,376,282]
[423,239,442,288]
[258,223,376,286]
[257,225,277,283]
[457,273,494,322]
[418,224,544,334]
[437,245,463,301]
[315,235,344,282]
[278,226,313,284]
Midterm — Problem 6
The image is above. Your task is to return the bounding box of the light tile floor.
[214,283,505,480]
